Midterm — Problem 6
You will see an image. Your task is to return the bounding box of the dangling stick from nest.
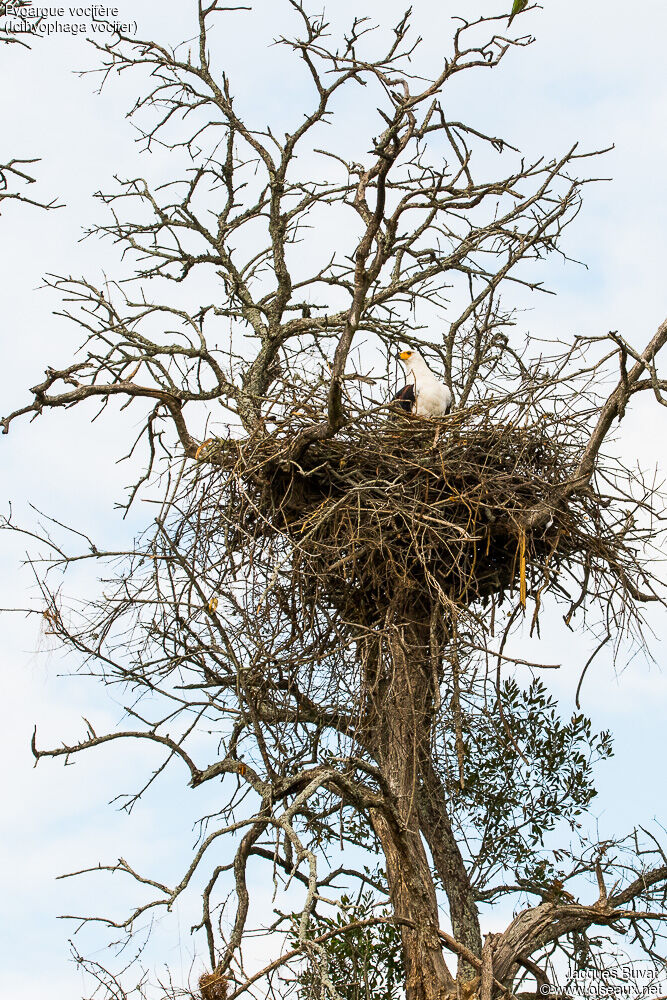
[519,528,527,609]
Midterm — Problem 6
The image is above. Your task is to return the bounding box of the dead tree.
[3,4,667,1000]
[0,2,60,214]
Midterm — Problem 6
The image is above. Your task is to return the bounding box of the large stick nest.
[202,403,644,628]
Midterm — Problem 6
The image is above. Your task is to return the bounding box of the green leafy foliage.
[294,892,404,1000]
[446,679,613,882]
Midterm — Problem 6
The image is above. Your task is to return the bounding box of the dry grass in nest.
[199,970,228,1000]
[203,404,635,626]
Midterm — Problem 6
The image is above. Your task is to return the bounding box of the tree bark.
[418,755,482,978]
[363,625,455,1000]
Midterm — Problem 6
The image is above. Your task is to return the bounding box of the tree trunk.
[362,623,455,1000]
[418,754,482,979]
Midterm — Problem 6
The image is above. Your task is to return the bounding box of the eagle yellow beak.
[399,350,412,361]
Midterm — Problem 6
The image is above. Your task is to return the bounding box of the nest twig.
[198,401,649,636]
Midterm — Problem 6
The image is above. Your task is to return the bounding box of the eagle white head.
[398,350,430,377]
[397,349,452,417]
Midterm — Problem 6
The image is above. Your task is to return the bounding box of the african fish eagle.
[394,350,453,417]
[391,382,416,413]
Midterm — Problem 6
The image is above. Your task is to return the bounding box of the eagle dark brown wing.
[391,383,416,413]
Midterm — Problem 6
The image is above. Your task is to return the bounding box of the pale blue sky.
[2,1,667,997]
